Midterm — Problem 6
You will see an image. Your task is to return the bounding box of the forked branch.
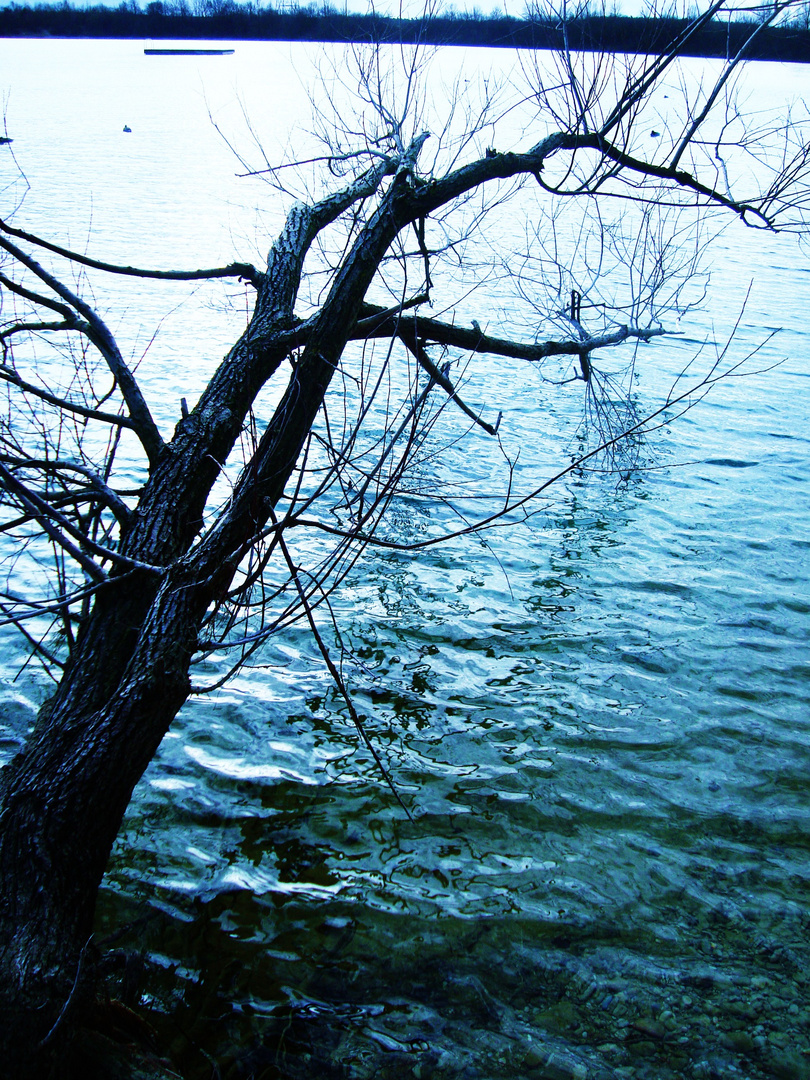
[0,233,164,465]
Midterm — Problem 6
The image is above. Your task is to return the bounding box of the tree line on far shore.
[2,0,810,61]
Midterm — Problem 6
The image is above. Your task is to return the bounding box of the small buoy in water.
[123,125,132,133]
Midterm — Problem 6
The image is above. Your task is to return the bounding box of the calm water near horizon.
[1,37,809,1080]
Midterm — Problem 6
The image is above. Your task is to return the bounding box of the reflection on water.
[1,38,809,1080]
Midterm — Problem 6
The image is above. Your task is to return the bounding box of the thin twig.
[274,514,413,822]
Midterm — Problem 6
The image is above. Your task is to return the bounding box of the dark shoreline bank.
[2,6,810,62]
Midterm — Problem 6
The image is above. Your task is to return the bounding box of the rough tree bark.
[1,9,808,1074]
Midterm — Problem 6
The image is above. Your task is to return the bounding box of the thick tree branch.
[0,270,79,321]
[398,333,499,435]
[181,145,429,570]
[0,461,160,578]
[0,319,73,342]
[358,302,668,361]
[0,235,164,466]
[590,137,773,226]
[0,456,133,527]
[0,364,140,432]
[256,154,398,329]
[109,156,404,573]
[402,129,776,230]
[0,218,262,288]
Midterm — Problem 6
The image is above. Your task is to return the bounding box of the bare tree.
[1,5,808,1074]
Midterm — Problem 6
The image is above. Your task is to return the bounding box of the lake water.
[1,38,809,1080]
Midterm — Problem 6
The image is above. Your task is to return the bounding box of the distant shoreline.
[2,6,810,62]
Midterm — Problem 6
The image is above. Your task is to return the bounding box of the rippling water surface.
[1,39,809,1080]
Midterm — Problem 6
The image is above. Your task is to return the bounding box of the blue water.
[1,38,809,1080]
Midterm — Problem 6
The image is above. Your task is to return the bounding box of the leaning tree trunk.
[0,572,199,1073]
[0,447,253,1073]
[0,354,301,1074]
[0,158,417,1077]
[0,127,583,1072]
